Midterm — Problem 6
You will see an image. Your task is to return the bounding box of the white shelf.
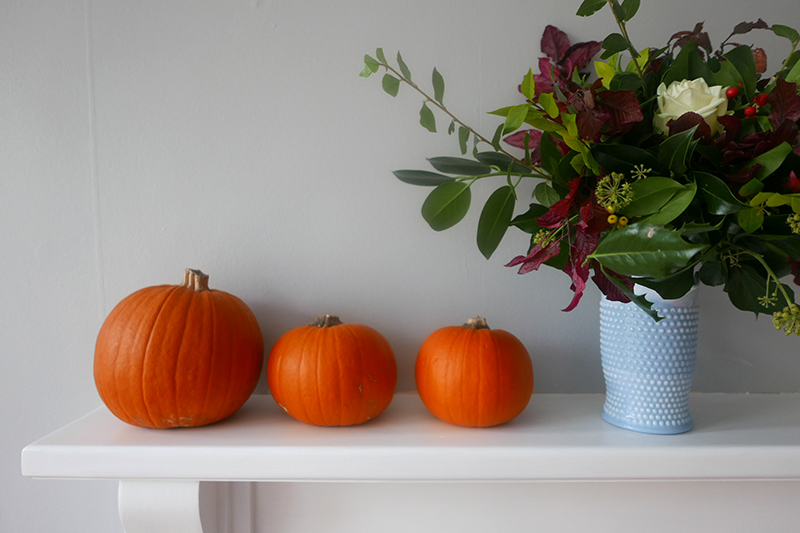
[22,392,800,483]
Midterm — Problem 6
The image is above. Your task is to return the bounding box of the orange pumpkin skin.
[94,269,264,429]
[267,315,397,426]
[415,317,533,427]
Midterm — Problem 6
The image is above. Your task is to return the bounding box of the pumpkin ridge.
[171,287,194,426]
[140,285,182,428]
[200,289,218,419]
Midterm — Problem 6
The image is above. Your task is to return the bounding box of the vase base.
[602,410,693,435]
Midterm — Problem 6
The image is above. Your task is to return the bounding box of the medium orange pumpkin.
[94,269,264,428]
[267,315,397,426]
[415,317,533,427]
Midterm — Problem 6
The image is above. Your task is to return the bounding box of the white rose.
[654,78,728,135]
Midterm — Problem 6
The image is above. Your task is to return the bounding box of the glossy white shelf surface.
[22,392,800,483]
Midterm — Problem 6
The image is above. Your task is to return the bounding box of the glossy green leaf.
[592,144,660,174]
[722,45,757,98]
[421,182,471,231]
[427,157,491,176]
[699,260,726,286]
[392,169,454,186]
[634,267,696,300]
[589,225,707,279]
[510,203,549,234]
[738,207,765,233]
[742,142,793,181]
[621,0,640,21]
[663,41,713,87]
[694,172,748,214]
[639,181,697,227]
[382,74,400,96]
[576,0,606,16]
[602,33,629,54]
[534,182,562,207]
[622,177,682,217]
[658,127,696,176]
[477,186,516,259]
[397,51,412,82]
[773,24,800,44]
[432,67,445,105]
[419,102,436,132]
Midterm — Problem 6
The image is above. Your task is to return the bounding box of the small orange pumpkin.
[267,315,397,426]
[415,317,533,427]
[94,269,264,428]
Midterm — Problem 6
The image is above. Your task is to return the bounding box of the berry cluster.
[726,85,769,118]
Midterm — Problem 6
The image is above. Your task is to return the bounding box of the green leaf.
[658,127,696,176]
[576,0,606,16]
[741,142,793,181]
[738,178,764,197]
[722,45,757,98]
[738,207,765,233]
[419,102,436,132]
[787,59,800,84]
[477,186,516,259]
[382,74,400,96]
[534,182,562,207]
[622,177,682,217]
[397,51,412,82]
[663,41,713,87]
[427,156,491,176]
[726,264,793,315]
[621,0,640,21]
[458,126,470,155]
[634,267,696,300]
[538,92,559,118]
[491,124,503,151]
[694,172,748,214]
[432,67,445,105]
[639,181,697,227]
[589,225,707,279]
[602,33,629,55]
[362,55,379,75]
[592,144,660,174]
[375,48,387,64]
[698,260,726,286]
[448,120,455,135]
[421,182,472,231]
[504,104,529,134]
[392,169,454,186]
[510,203,549,233]
[773,24,800,44]
[521,68,536,100]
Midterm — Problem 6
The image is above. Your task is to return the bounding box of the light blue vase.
[599,285,699,435]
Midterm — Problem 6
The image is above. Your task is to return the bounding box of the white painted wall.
[3,1,799,531]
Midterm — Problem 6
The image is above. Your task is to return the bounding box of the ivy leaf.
[382,74,400,97]
[397,51,412,82]
[392,169,454,186]
[589,225,707,279]
[694,172,748,214]
[477,186,516,259]
[576,0,606,17]
[432,67,445,105]
[421,182,471,231]
[419,101,436,132]
[726,264,793,315]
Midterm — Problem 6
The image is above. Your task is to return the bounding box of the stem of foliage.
[738,249,794,308]
[379,61,542,174]
[606,0,647,91]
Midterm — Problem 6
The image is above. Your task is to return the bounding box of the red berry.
[726,87,739,99]
[744,106,757,118]
[755,93,768,106]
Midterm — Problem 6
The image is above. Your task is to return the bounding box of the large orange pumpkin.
[267,315,397,426]
[415,317,533,427]
[94,269,264,428]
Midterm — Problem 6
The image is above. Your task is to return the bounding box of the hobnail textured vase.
[599,285,699,435]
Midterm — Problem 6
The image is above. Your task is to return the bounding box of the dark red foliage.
[668,111,713,141]
[532,25,601,98]
[506,238,564,275]
[669,22,712,56]
[784,171,800,193]
[591,269,633,303]
[767,79,800,130]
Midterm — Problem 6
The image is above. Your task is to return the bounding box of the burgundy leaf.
[790,259,800,286]
[784,171,800,193]
[561,230,599,312]
[562,41,603,75]
[578,196,613,235]
[540,25,571,63]
[668,111,713,141]
[730,19,770,37]
[670,22,712,55]
[537,178,582,228]
[503,129,543,150]
[591,268,633,303]
[596,90,644,129]
[767,78,800,130]
[506,239,563,275]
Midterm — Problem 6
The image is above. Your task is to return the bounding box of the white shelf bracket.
[118,480,204,533]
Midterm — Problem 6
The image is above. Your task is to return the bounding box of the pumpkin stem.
[182,269,210,292]
[463,316,491,330]
[312,315,343,327]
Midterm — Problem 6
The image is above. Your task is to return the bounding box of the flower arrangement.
[361,0,800,335]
